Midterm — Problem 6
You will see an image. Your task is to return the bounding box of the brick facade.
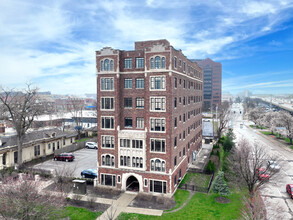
[96,39,203,196]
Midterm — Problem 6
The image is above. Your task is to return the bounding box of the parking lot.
[32,148,97,178]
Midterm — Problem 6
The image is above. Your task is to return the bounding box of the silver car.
[85,142,98,149]
[267,160,280,171]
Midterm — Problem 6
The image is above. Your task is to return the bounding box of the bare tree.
[258,111,280,133]
[0,175,65,219]
[241,190,266,220]
[216,101,231,138]
[0,85,44,167]
[278,111,293,144]
[230,139,278,196]
[69,97,85,141]
[248,108,262,125]
[53,163,77,195]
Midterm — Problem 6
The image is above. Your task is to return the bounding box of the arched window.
[106,155,110,166]
[150,58,154,69]
[102,155,105,165]
[120,156,123,166]
[101,60,104,71]
[111,156,114,166]
[104,59,109,71]
[110,60,114,71]
[127,156,131,167]
[155,56,161,69]
[155,159,161,171]
[161,57,165,68]
[103,154,114,166]
[162,161,165,172]
[151,159,165,172]
[151,160,154,170]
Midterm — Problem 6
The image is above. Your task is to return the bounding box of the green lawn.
[165,189,190,211]
[75,138,89,143]
[180,172,211,188]
[250,125,266,129]
[66,206,102,220]
[118,192,243,220]
[261,131,273,135]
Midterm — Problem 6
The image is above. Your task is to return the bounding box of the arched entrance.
[126,176,139,192]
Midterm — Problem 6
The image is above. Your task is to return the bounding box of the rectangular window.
[150,97,166,111]
[124,98,132,108]
[124,118,133,128]
[124,58,132,69]
[136,58,144,68]
[136,78,144,89]
[174,57,177,68]
[174,156,177,166]
[174,137,177,148]
[174,78,177,88]
[48,143,51,150]
[102,136,114,148]
[183,62,186,72]
[174,97,177,108]
[34,145,40,156]
[150,139,166,152]
[101,78,114,91]
[132,140,143,149]
[136,117,144,129]
[101,97,114,110]
[120,139,131,148]
[136,98,144,108]
[101,116,114,129]
[124,78,132,88]
[150,118,166,132]
[150,76,166,90]
[174,117,177,128]
[101,174,116,187]
[149,180,167,194]
[14,151,18,164]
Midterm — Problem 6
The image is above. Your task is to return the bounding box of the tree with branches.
[278,111,293,144]
[216,101,231,138]
[0,175,65,219]
[0,85,44,168]
[248,108,262,125]
[229,138,278,196]
[69,97,85,141]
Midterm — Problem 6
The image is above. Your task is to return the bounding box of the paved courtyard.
[32,148,97,178]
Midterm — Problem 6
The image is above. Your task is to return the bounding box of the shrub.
[206,160,216,173]
[216,150,220,158]
[211,171,230,196]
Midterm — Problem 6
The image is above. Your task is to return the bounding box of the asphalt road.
[231,103,293,219]
[32,148,97,178]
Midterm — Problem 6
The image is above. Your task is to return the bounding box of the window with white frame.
[101,174,116,186]
[101,116,114,129]
[124,118,133,128]
[150,97,166,111]
[124,78,132,89]
[149,180,167,193]
[101,136,114,148]
[136,117,144,129]
[101,97,114,110]
[174,57,177,68]
[136,98,144,108]
[124,58,132,69]
[132,140,143,149]
[150,76,165,90]
[150,139,165,153]
[150,159,166,172]
[101,154,115,167]
[136,58,144,68]
[136,78,144,89]
[120,139,131,148]
[124,97,132,108]
[100,59,114,71]
[101,78,114,91]
[150,118,166,132]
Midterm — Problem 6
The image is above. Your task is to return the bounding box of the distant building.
[222,92,233,103]
[194,58,222,111]
[96,39,203,196]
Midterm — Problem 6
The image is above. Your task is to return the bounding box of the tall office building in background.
[194,58,222,111]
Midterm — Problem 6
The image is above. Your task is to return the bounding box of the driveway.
[32,148,97,178]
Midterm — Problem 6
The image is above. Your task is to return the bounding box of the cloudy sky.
[1,0,293,95]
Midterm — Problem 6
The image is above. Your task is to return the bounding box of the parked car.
[286,184,293,199]
[256,168,270,181]
[85,142,98,149]
[267,160,280,171]
[81,169,97,179]
[54,153,75,162]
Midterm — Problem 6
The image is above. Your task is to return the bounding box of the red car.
[54,153,75,162]
[256,168,270,181]
[286,184,293,199]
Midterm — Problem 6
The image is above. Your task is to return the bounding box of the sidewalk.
[189,143,213,172]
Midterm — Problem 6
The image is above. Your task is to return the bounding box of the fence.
[179,172,215,193]
[54,137,96,155]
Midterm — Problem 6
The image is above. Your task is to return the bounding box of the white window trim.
[100,97,115,111]
[149,117,166,133]
[101,154,115,167]
[101,116,115,130]
[100,77,114,91]
[101,135,115,149]
[100,173,116,187]
[144,178,148,187]
[117,175,121,183]
[149,75,166,91]
[150,56,166,70]
[149,96,166,112]
[100,58,114,72]
[150,158,166,173]
[135,78,145,89]
[149,179,167,194]
[150,138,166,154]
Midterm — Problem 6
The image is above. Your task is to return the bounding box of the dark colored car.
[81,169,97,179]
[54,153,75,162]
[286,184,293,199]
[256,168,270,181]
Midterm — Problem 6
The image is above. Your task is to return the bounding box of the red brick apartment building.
[96,39,203,196]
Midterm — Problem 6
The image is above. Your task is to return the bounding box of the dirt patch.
[215,196,230,204]
[87,185,122,199]
[67,199,109,212]
[128,193,175,210]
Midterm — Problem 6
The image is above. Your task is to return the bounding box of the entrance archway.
[126,176,139,192]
